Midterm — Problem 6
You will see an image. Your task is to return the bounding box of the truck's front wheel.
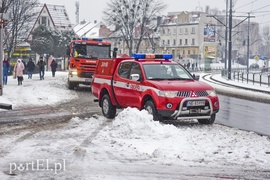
[101,94,116,119]
[144,100,162,121]
[68,80,76,90]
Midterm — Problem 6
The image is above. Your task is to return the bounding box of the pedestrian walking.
[26,58,35,79]
[37,56,46,80]
[2,57,10,85]
[13,59,25,85]
[21,59,27,74]
[50,59,58,77]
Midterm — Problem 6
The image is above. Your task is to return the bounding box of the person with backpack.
[26,58,35,79]
[37,56,46,80]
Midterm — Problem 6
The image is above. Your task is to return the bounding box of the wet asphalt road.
[216,94,270,136]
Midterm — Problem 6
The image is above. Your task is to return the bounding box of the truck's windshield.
[143,64,193,80]
[74,44,110,59]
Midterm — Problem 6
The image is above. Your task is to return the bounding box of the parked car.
[249,63,259,69]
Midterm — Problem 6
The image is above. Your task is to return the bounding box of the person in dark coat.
[50,59,57,77]
[2,57,10,85]
[37,56,46,80]
[26,58,35,79]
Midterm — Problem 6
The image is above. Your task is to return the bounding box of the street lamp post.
[0,11,8,96]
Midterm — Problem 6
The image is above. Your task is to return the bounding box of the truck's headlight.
[206,90,217,97]
[71,71,78,75]
[159,91,178,98]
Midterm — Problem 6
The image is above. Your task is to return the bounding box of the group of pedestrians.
[2,56,58,86]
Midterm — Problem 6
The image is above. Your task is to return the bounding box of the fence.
[221,68,270,87]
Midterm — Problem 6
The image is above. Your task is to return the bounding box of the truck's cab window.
[118,62,132,79]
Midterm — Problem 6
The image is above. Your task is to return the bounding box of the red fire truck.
[92,53,219,124]
[66,38,112,89]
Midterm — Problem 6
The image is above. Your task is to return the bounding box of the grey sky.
[39,0,269,26]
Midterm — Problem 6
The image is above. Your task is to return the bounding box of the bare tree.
[3,0,38,58]
[259,25,270,57]
[103,0,166,55]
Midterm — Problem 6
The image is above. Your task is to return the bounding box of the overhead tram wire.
[234,0,259,10]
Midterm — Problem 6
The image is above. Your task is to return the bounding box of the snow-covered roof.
[73,22,102,38]
[46,4,72,30]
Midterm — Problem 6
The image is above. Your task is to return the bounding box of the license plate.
[187,101,205,106]
[85,79,90,82]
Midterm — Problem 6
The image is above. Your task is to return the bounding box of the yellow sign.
[204,46,216,58]
[254,55,259,61]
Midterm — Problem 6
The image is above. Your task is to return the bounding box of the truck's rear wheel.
[101,94,116,119]
[198,114,216,124]
[144,100,162,121]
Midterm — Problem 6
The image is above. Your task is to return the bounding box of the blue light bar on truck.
[81,37,103,42]
[132,53,173,60]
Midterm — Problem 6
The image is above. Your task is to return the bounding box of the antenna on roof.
[75,1,79,25]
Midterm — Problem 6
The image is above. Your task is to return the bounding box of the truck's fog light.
[214,102,219,107]
[204,106,209,110]
[166,103,173,109]
[182,107,187,110]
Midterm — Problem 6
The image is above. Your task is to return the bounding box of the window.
[118,62,132,79]
[179,28,182,34]
[173,39,176,45]
[130,63,142,81]
[185,28,188,34]
[173,28,176,34]
[188,50,190,55]
[185,39,188,45]
[163,40,165,45]
[192,38,195,45]
[179,39,182,45]
[163,29,165,35]
[41,16,47,25]
[167,40,170,45]
[191,27,195,34]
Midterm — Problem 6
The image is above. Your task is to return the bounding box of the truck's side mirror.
[113,47,118,58]
[193,74,200,80]
[130,74,140,81]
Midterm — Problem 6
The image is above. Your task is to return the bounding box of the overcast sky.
[38,0,269,26]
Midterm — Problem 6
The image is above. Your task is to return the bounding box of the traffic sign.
[254,55,259,61]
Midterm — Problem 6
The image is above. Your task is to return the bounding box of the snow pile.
[96,107,270,168]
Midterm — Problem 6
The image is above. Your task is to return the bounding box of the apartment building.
[159,11,218,64]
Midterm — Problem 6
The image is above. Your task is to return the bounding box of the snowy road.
[0,108,270,179]
[0,72,270,179]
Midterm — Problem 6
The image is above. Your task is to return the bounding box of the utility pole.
[0,22,3,96]
[247,12,250,72]
[225,0,228,70]
[228,0,232,80]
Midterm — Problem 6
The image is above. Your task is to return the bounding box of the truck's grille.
[78,72,93,78]
[177,90,208,97]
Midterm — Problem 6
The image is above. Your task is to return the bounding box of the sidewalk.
[211,73,270,93]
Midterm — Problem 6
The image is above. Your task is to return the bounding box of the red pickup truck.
[91,54,219,124]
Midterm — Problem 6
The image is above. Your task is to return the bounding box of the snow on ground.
[0,72,77,109]
[0,69,270,178]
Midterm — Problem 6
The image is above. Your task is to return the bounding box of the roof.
[27,3,72,40]
[46,4,72,30]
[73,22,102,38]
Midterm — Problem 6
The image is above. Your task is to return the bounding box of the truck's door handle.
[126,83,129,87]
[113,81,117,84]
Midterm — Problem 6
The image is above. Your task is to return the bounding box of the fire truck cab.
[66,38,111,89]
